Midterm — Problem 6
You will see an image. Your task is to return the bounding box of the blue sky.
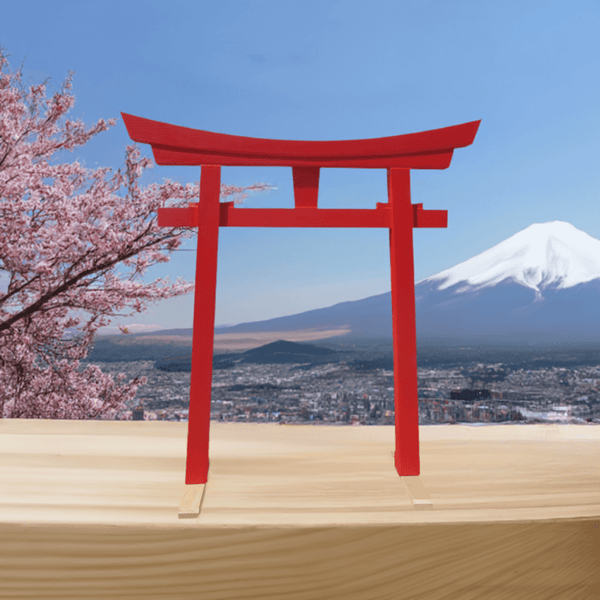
[2,0,600,333]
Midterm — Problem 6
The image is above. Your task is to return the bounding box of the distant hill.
[241,339,338,360]
[83,332,600,372]
[154,339,350,372]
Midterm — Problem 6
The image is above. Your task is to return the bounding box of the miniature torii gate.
[122,113,479,514]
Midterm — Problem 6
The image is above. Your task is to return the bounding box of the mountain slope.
[215,221,600,345]
[96,221,600,348]
[214,292,393,337]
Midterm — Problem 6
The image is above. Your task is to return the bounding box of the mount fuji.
[215,221,600,346]
[415,221,600,345]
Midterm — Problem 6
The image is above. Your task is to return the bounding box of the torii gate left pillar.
[122,114,480,508]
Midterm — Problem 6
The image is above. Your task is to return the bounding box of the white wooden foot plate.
[391,452,433,509]
[178,484,206,518]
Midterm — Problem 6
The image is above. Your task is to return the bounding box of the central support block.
[292,166,320,208]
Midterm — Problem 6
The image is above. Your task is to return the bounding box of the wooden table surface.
[1,420,598,599]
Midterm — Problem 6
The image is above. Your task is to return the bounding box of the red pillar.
[388,168,420,476]
[185,166,221,484]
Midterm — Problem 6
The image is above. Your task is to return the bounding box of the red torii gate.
[122,113,479,509]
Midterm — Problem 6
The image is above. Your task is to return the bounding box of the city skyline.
[1,1,599,334]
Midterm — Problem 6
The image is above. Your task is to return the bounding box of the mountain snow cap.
[423,221,600,296]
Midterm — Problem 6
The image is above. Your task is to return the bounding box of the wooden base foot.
[391,452,433,509]
[178,484,206,518]
[401,476,433,509]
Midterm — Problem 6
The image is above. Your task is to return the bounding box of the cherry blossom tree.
[0,51,272,419]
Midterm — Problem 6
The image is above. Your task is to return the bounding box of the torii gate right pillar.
[388,168,420,475]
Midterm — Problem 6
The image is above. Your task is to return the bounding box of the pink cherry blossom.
[0,50,273,419]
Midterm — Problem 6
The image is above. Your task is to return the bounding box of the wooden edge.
[390,452,433,510]
[178,483,206,519]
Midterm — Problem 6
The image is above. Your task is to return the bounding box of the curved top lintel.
[121,113,480,169]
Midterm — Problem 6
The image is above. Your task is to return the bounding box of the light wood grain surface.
[1,420,598,599]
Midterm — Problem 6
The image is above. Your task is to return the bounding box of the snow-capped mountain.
[415,221,600,344]
[423,221,600,299]
[212,221,600,346]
